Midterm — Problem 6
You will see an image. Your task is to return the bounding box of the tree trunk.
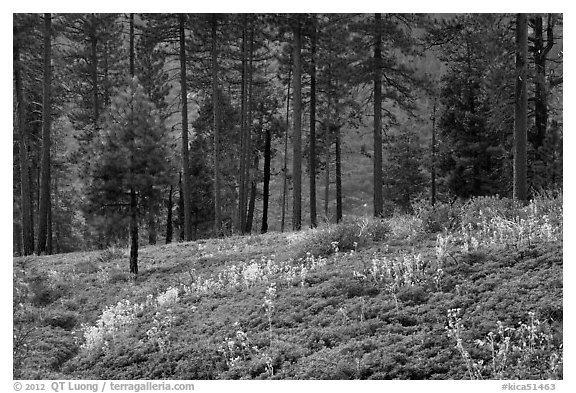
[53,175,59,254]
[47,196,52,254]
[261,122,271,234]
[166,184,173,244]
[292,16,302,231]
[532,14,554,151]
[103,41,110,107]
[335,126,342,223]
[373,13,384,217]
[245,154,258,234]
[90,15,99,129]
[14,24,34,256]
[179,14,193,241]
[514,13,528,201]
[325,67,332,221]
[281,66,291,233]
[178,171,184,241]
[37,13,52,255]
[129,14,135,76]
[238,15,248,233]
[129,187,138,274]
[242,23,255,234]
[324,148,330,220]
[431,96,437,206]
[211,14,222,235]
[14,222,22,256]
[129,15,139,274]
[148,214,157,245]
[309,17,318,228]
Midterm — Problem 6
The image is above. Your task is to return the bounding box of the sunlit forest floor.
[13,194,563,380]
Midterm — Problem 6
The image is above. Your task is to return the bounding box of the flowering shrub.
[242,262,266,286]
[156,286,179,307]
[413,199,461,233]
[180,253,329,296]
[446,309,563,379]
[146,310,177,353]
[431,194,562,260]
[296,218,390,259]
[263,283,277,341]
[385,214,423,240]
[217,323,275,377]
[218,325,260,368]
[81,300,143,355]
[364,253,426,288]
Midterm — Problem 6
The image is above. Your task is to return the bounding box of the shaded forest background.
[12,13,563,264]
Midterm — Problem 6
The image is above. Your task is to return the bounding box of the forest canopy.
[13,13,563,271]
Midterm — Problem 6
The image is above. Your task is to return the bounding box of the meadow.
[13,193,563,380]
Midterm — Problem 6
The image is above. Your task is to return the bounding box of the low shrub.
[414,200,462,233]
[96,246,126,264]
[28,274,68,306]
[80,300,143,356]
[446,309,563,379]
[43,309,78,330]
[74,260,99,275]
[385,214,423,240]
[297,218,390,258]
[460,196,523,228]
[108,269,131,284]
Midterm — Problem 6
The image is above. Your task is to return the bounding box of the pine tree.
[211,14,223,235]
[178,14,194,241]
[291,15,303,231]
[37,13,53,255]
[427,14,514,198]
[308,14,318,228]
[87,78,170,273]
[514,13,528,201]
[373,13,384,217]
[14,16,35,255]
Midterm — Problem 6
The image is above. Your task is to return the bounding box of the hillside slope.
[13,197,563,380]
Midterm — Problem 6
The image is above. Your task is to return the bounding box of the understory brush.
[414,191,562,244]
[296,217,390,258]
[447,309,562,379]
[14,192,562,380]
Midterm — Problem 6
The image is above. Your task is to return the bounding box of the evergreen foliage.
[12,12,562,258]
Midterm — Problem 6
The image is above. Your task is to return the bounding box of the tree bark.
[178,171,185,241]
[37,13,52,254]
[129,187,138,274]
[129,15,139,274]
[335,126,342,223]
[281,66,291,232]
[166,184,173,244]
[179,14,193,241]
[292,16,302,231]
[47,195,52,254]
[129,13,135,76]
[53,175,59,254]
[309,16,318,228]
[261,120,271,234]
[242,21,255,234]
[90,15,99,129]
[148,218,157,245]
[325,66,332,221]
[514,13,528,201]
[238,15,248,233]
[532,14,554,151]
[14,23,34,255]
[211,14,222,235]
[373,13,384,217]
[245,154,258,234]
[431,96,437,206]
